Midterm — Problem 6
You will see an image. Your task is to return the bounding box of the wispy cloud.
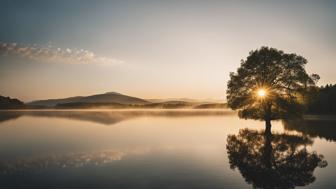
[0,42,124,65]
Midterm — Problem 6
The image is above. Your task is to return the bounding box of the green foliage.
[227,47,318,121]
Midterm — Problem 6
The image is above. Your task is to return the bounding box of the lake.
[0,109,335,189]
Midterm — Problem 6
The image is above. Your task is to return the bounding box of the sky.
[0,0,335,102]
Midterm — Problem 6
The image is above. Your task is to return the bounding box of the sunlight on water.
[0,110,335,189]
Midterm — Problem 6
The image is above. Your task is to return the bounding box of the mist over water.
[0,110,335,189]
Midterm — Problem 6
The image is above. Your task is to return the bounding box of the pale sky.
[0,0,335,102]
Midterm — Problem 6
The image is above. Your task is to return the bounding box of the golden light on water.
[257,89,266,98]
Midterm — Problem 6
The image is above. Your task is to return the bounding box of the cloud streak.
[0,42,123,65]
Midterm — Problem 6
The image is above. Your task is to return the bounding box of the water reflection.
[0,110,234,125]
[283,119,336,142]
[0,148,149,175]
[0,111,22,123]
[226,128,327,189]
[0,111,335,188]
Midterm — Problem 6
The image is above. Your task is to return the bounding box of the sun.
[257,89,266,98]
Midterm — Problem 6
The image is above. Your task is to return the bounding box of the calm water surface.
[0,110,335,189]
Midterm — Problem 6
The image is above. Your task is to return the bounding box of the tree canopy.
[226,47,319,125]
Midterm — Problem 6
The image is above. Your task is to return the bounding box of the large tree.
[226,47,319,128]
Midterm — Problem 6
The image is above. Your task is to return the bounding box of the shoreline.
[0,108,232,112]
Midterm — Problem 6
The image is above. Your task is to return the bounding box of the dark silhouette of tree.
[305,84,336,114]
[226,47,319,128]
[0,95,25,109]
[226,128,327,189]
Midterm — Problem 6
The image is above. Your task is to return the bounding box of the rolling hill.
[28,92,150,107]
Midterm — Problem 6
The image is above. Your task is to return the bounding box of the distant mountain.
[28,92,150,107]
[147,98,201,103]
[1,92,227,109]
[0,95,25,109]
[193,103,227,109]
[146,98,223,104]
[53,101,194,109]
[52,101,228,109]
[142,101,193,109]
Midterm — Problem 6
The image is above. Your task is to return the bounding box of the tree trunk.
[264,103,272,132]
[265,118,271,133]
[264,115,272,170]
[263,125,272,169]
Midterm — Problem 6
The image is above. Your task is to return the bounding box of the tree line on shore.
[304,84,336,114]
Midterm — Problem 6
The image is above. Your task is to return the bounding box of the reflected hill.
[0,111,22,123]
[283,118,336,142]
[226,128,327,189]
[0,109,235,125]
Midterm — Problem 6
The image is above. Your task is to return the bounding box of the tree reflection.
[283,119,336,142]
[226,128,327,189]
